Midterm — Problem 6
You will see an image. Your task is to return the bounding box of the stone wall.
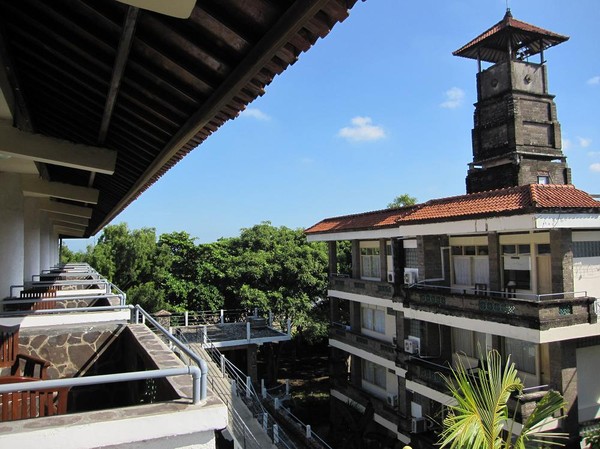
[19,323,124,379]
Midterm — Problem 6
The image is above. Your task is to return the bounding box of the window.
[451,246,489,286]
[502,244,531,290]
[405,248,418,268]
[360,244,381,279]
[504,338,536,374]
[452,328,486,359]
[362,360,386,388]
[537,175,550,184]
[362,306,385,334]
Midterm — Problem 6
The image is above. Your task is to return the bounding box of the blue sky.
[67,0,600,250]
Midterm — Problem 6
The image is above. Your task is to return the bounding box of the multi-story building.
[306,10,600,449]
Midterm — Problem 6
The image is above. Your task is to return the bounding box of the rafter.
[0,120,117,175]
[37,198,94,219]
[22,175,99,204]
[47,212,90,227]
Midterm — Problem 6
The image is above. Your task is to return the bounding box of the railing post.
[269,311,273,327]
[263,412,268,431]
[220,354,226,377]
[306,424,312,439]
[246,321,251,342]
[274,397,280,410]
[231,379,237,396]
[254,307,258,317]
[246,375,251,398]
[273,424,279,444]
[286,379,290,396]
[184,311,189,327]
[220,309,224,324]
[202,325,208,344]
[287,318,291,336]
[261,378,266,399]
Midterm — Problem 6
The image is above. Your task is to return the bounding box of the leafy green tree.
[439,350,566,449]
[387,193,417,209]
[227,222,328,335]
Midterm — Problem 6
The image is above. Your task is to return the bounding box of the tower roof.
[453,10,569,63]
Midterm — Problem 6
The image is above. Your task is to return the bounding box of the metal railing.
[410,282,588,302]
[0,367,204,404]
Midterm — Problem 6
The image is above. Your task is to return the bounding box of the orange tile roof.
[305,184,600,235]
[304,206,418,234]
[453,10,568,63]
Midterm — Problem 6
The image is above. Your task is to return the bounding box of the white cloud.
[577,136,592,148]
[338,116,386,142]
[562,138,572,151]
[587,76,600,86]
[440,87,465,109]
[590,163,600,172]
[240,108,271,121]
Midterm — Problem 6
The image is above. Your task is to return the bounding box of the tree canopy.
[387,193,417,209]
[63,221,330,341]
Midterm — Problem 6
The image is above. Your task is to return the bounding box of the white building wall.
[23,197,41,282]
[576,345,600,422]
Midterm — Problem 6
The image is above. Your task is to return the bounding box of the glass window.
[361,246,381,279]
[464,246,476,256]
[505,338,536,374]
[452,329,486,359]
[452,245,490,287]
[537,244,551,255]
[451,246,462,256]
[362,307,385,334]
[362,360,386,388]
[518,244,531,255]
[537,175,550,184]
[502,245,516,255]
[477,246,489,255]
[503,269,531,290]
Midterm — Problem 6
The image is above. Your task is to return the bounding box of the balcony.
[329,275,395,301]
[407,356,560,426]
[0,264,226,448]
[403,283,597,330]
[331,382,401,432]
[329,324,397,364]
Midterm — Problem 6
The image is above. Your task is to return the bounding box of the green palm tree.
[438,349,567,449]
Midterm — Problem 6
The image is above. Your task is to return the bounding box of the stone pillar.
[23,197,41,283]
[549,340,579,446]
[349,301,361,330]
[0,173,24,298]
[550,229,573,295]
[246,344,258,382]
[328,241,337,275]
[351,240,360,279]
[39,210,50,272]
[488,232,501,291]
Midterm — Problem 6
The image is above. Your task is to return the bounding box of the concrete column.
[488,232,501,291]
[549,340,579,446]
[246,344,258,382]
[39,210,50,272]
[550,229,573,295]
[328,241,337,275]
[23,197,41,283]
[0,173,24,298]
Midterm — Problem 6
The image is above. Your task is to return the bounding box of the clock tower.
[454,10,571,193]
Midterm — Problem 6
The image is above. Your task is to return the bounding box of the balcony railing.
[407,356,556,424]
[329,324,397,363]
[329,274,395,300]
[404,283,596,330]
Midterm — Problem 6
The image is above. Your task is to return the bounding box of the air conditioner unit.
[403,269,418,285]
[386,394,398,408]
[411,417,427,433]
[404,338,420,355]
[387,272,395,283]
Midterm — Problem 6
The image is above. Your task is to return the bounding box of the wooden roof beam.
[38,199,93,219]
[93,0,332,233]
[98,6,139,145]
[0,120,117,175]
[47,212,90,228]
[54,225,86,238]
[22,175,99,204]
